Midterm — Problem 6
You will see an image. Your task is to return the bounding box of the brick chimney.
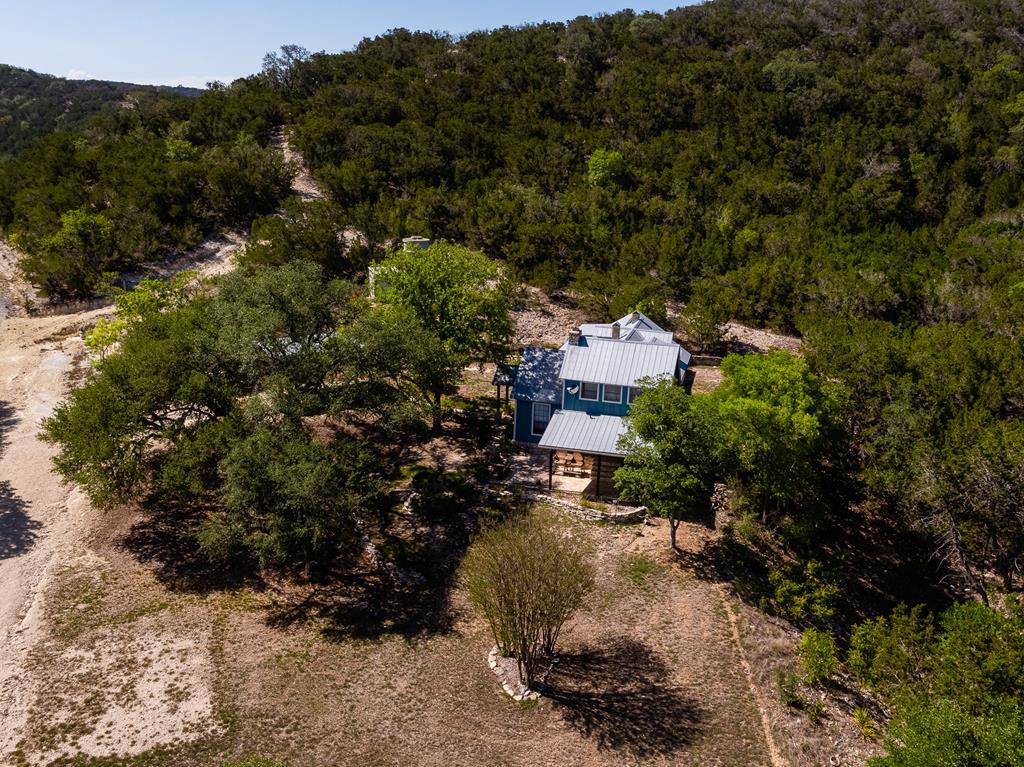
[569,327,582,345]
[611,322,621,340]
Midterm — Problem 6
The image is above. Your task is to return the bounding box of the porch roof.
[537,410,628,457]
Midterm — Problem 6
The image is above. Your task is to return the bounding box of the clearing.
[0,139,870,766]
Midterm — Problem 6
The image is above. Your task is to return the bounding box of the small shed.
[401,235,432,250]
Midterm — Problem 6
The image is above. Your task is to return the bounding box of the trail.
[0,309,104,757]
[718,585,790,767]
[274,127,326,201]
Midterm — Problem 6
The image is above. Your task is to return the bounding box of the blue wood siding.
[561,380,631,417]
[514,399,545,443]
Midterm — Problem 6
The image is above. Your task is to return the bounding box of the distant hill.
[0,64,202,158]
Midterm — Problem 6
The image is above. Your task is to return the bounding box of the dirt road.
[0,309,102,758]
[0,237,240,762]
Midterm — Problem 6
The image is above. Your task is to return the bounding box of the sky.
[0,0,691,88]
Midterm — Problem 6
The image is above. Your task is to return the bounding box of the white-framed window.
[627,387,639,404]
[531,402,551,435]
[603,384,623,403]
[580,381,599,400]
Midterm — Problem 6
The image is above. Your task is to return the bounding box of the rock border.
[535,492,647,523]
[485,647,552,700]
[487,646,542,701]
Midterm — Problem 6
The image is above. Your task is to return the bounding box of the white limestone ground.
[28,613,222,764]
[0,314,98,760]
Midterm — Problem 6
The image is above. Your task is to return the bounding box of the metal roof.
[560,339,681,387]
[578,324,676,345]
[491,363,518,386]
[511,347,564,403]
[537,411,628,456]
[614,310,665,332]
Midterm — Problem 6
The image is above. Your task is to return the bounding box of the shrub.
[847,603,934,698]
[725,510,763,548]
[805,697,826,724]
[852,707,879,741]
[768,559,839,623]
[776,669,802,708]
[797,628,839,684]
[462,513,594,687]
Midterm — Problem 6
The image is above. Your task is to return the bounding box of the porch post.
[548,450,554,490]
[596,454,602,498]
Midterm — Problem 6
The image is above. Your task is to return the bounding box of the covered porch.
[533,410,628,497]
[505,448,625,497]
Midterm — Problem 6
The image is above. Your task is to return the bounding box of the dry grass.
[14,505,794,767]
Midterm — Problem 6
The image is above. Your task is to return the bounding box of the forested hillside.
[6,3,1024,761]
[0,79,289,297]
[274,0,1024,333]
[0,64,200,158]
[7,0,1024,326]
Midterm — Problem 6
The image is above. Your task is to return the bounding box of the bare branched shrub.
[462,512,594,687]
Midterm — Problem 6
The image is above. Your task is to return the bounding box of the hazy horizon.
[0,0,693,89]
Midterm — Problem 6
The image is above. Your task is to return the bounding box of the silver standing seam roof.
[577,324,676,345]
[560,339,682,387]
[537,411,628,456]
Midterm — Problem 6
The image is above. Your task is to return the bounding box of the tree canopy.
[372,242,513,428]
[43,263,392,572]
[617,351,848,542]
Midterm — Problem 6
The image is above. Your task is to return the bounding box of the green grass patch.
[619,554,663,591]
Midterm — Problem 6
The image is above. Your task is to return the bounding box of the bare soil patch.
[723,321,801,355]
[0,310,103,761]
[273,128,326,201]
[513,287,590,348]
[10,485,795,767]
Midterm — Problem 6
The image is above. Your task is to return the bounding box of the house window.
[580,381,599,400]
[603,384,623,403]
[532,403,551,435]
[627,387,639,404]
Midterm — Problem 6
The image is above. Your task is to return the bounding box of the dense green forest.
[0,64,201,158]
[0,79,290,296]
[7,0,1024,320]
[274,0,1024,334]
[9,0,1024,762]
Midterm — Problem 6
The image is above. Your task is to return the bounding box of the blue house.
[509,311,692,494]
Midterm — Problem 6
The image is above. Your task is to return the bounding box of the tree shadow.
[677,503,953,638]
[0,399,17,458]
[266,479,485,640]
[0,480,41,560]
[118,496,262,593]
[545,637,705,759]
[0,402,39,559]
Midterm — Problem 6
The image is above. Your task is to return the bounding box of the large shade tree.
[43,262,389,573]
[616,351,849,546]
[372,241,513,430]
